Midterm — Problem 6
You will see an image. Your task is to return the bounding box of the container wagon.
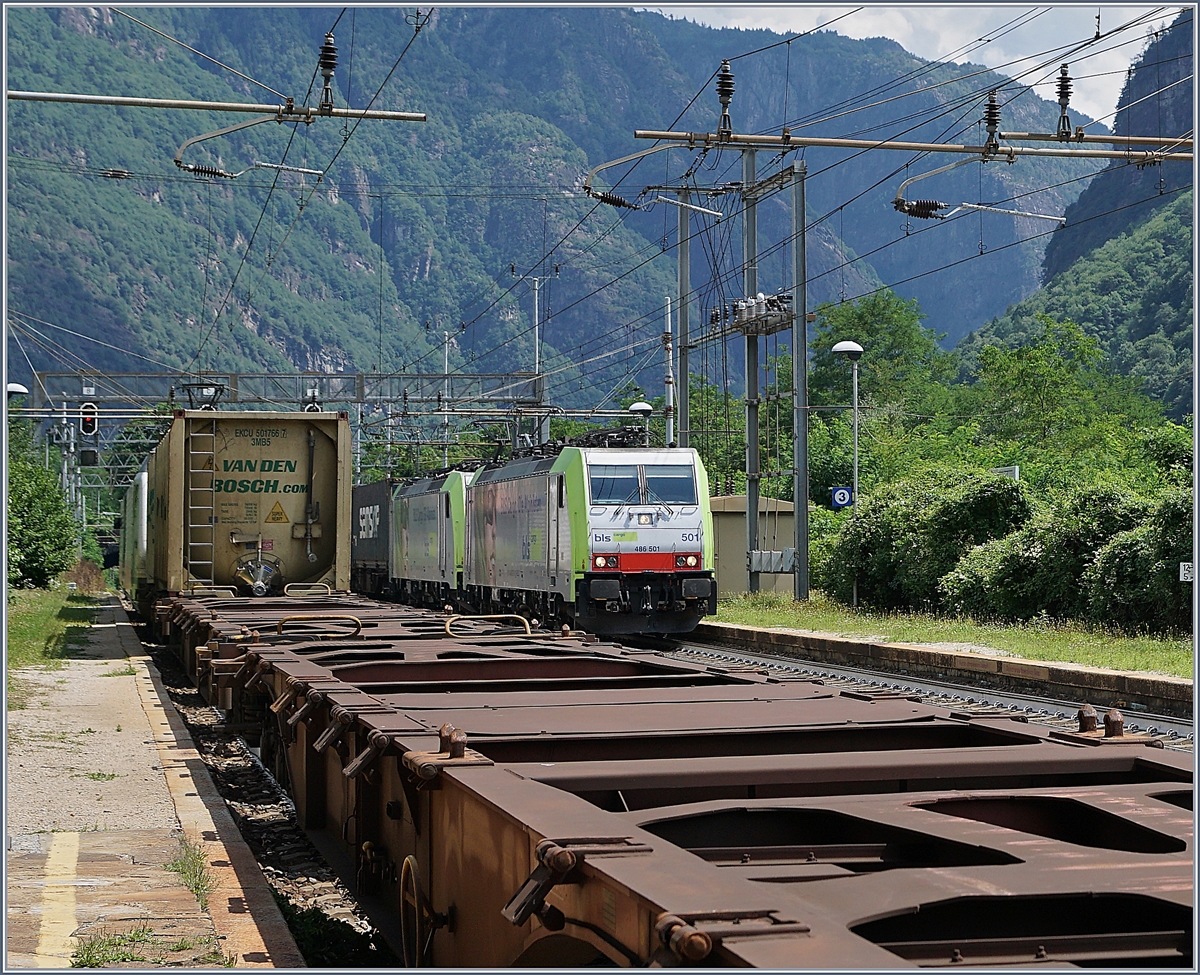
[129,410,351,613]
[159,594,1194,969]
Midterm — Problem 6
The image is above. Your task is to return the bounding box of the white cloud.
[651,5,1179,122]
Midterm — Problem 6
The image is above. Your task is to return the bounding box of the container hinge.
[656,910,811,962]
[501,837,652,927]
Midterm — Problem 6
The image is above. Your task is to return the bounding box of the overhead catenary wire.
[16,7,1180,420]
[110,7,289,100]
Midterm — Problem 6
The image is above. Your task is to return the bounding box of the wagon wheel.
[400,855,432,967]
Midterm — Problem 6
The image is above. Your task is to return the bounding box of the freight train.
[120,413,1192,969]
[120,411,715,635]
[351,445,718,635]
[155,593,1193,969]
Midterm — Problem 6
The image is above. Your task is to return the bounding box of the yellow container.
[144,410,350,595]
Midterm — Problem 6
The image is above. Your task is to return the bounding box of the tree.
[809,291,957,412]
[8,456,77,588]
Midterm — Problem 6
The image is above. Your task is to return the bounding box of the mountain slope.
[8,7,1099,399]
[958,190,1192,417]
[1041,10,1193,279]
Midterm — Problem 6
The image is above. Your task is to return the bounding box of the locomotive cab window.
[588,463,697,505]
[644,465,697,505]
[589,465,640,505]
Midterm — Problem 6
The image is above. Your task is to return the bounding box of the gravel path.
[6,606,177,834]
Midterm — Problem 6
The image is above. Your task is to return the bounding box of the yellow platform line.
[34,831,79,967]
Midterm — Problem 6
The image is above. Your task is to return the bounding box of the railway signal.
[80,402,98,436]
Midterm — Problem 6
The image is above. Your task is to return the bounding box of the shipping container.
[141,410,351,600]
[350,478,394,596]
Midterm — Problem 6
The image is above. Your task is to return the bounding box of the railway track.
[139,631,399,967]
[650,639,1196,746]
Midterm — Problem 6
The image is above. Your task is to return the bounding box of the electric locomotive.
[351,440,717,634]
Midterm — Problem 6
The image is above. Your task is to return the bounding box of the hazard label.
[265,502,290,524]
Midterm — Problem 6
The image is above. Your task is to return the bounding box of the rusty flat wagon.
[157,593,1193,968]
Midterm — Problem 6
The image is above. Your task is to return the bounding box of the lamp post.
[628,401,653,447]
[831,339,863,607]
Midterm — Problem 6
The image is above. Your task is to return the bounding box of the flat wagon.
[157,594,1194,969]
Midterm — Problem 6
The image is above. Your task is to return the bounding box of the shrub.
[8,457,77,588]
[939,531,1045,621]
[1086,489,1192,634]
[820,470,1031,611]
[939,485,1151,622]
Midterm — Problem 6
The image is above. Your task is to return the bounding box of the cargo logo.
[358,504,380,540]
[213,479,306,494]
[222,459,299,473]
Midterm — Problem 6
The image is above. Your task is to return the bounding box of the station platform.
[696,619,1193,717]
[5,594,303,969]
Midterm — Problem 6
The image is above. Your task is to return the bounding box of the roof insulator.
[318,32,338,114]
[1056,65,1073,140]
[716,60,734,140]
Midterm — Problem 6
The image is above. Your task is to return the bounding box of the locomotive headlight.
[675,555,687,567]
[594,555,618,569]
[686,555,698,567]
[637,513,653,526]
[676,554,700,568]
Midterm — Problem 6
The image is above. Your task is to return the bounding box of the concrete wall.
[711,495,796,596]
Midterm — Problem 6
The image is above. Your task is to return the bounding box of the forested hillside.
[8,7,1098,397]
[1041,10,1192,279]
[958,11,1193,418]
[959,191,1193,417]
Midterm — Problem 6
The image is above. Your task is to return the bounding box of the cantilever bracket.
[174,114,279,176]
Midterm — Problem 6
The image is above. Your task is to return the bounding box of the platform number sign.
[831,486,853,509]
[1180,562,1194,583]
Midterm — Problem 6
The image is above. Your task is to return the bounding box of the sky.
[650,5,1185,123]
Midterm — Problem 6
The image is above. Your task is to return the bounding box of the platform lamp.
[628,401,653,447]
[831,339,864,607]
[6,382,29,399]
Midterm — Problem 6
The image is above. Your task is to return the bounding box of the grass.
[71,924,154,967]
[165,835,217,912]
[71,925,235,967]
[716,591,1194,678]
[102,663,138,677]
[82,771,118,781]
[6,589,100,707]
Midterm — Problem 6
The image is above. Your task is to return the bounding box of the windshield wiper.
[644,486,676,518]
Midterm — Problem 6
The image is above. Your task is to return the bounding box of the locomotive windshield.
[589,465,641,504]
[644,465,697,504]
[588,463,697,505]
